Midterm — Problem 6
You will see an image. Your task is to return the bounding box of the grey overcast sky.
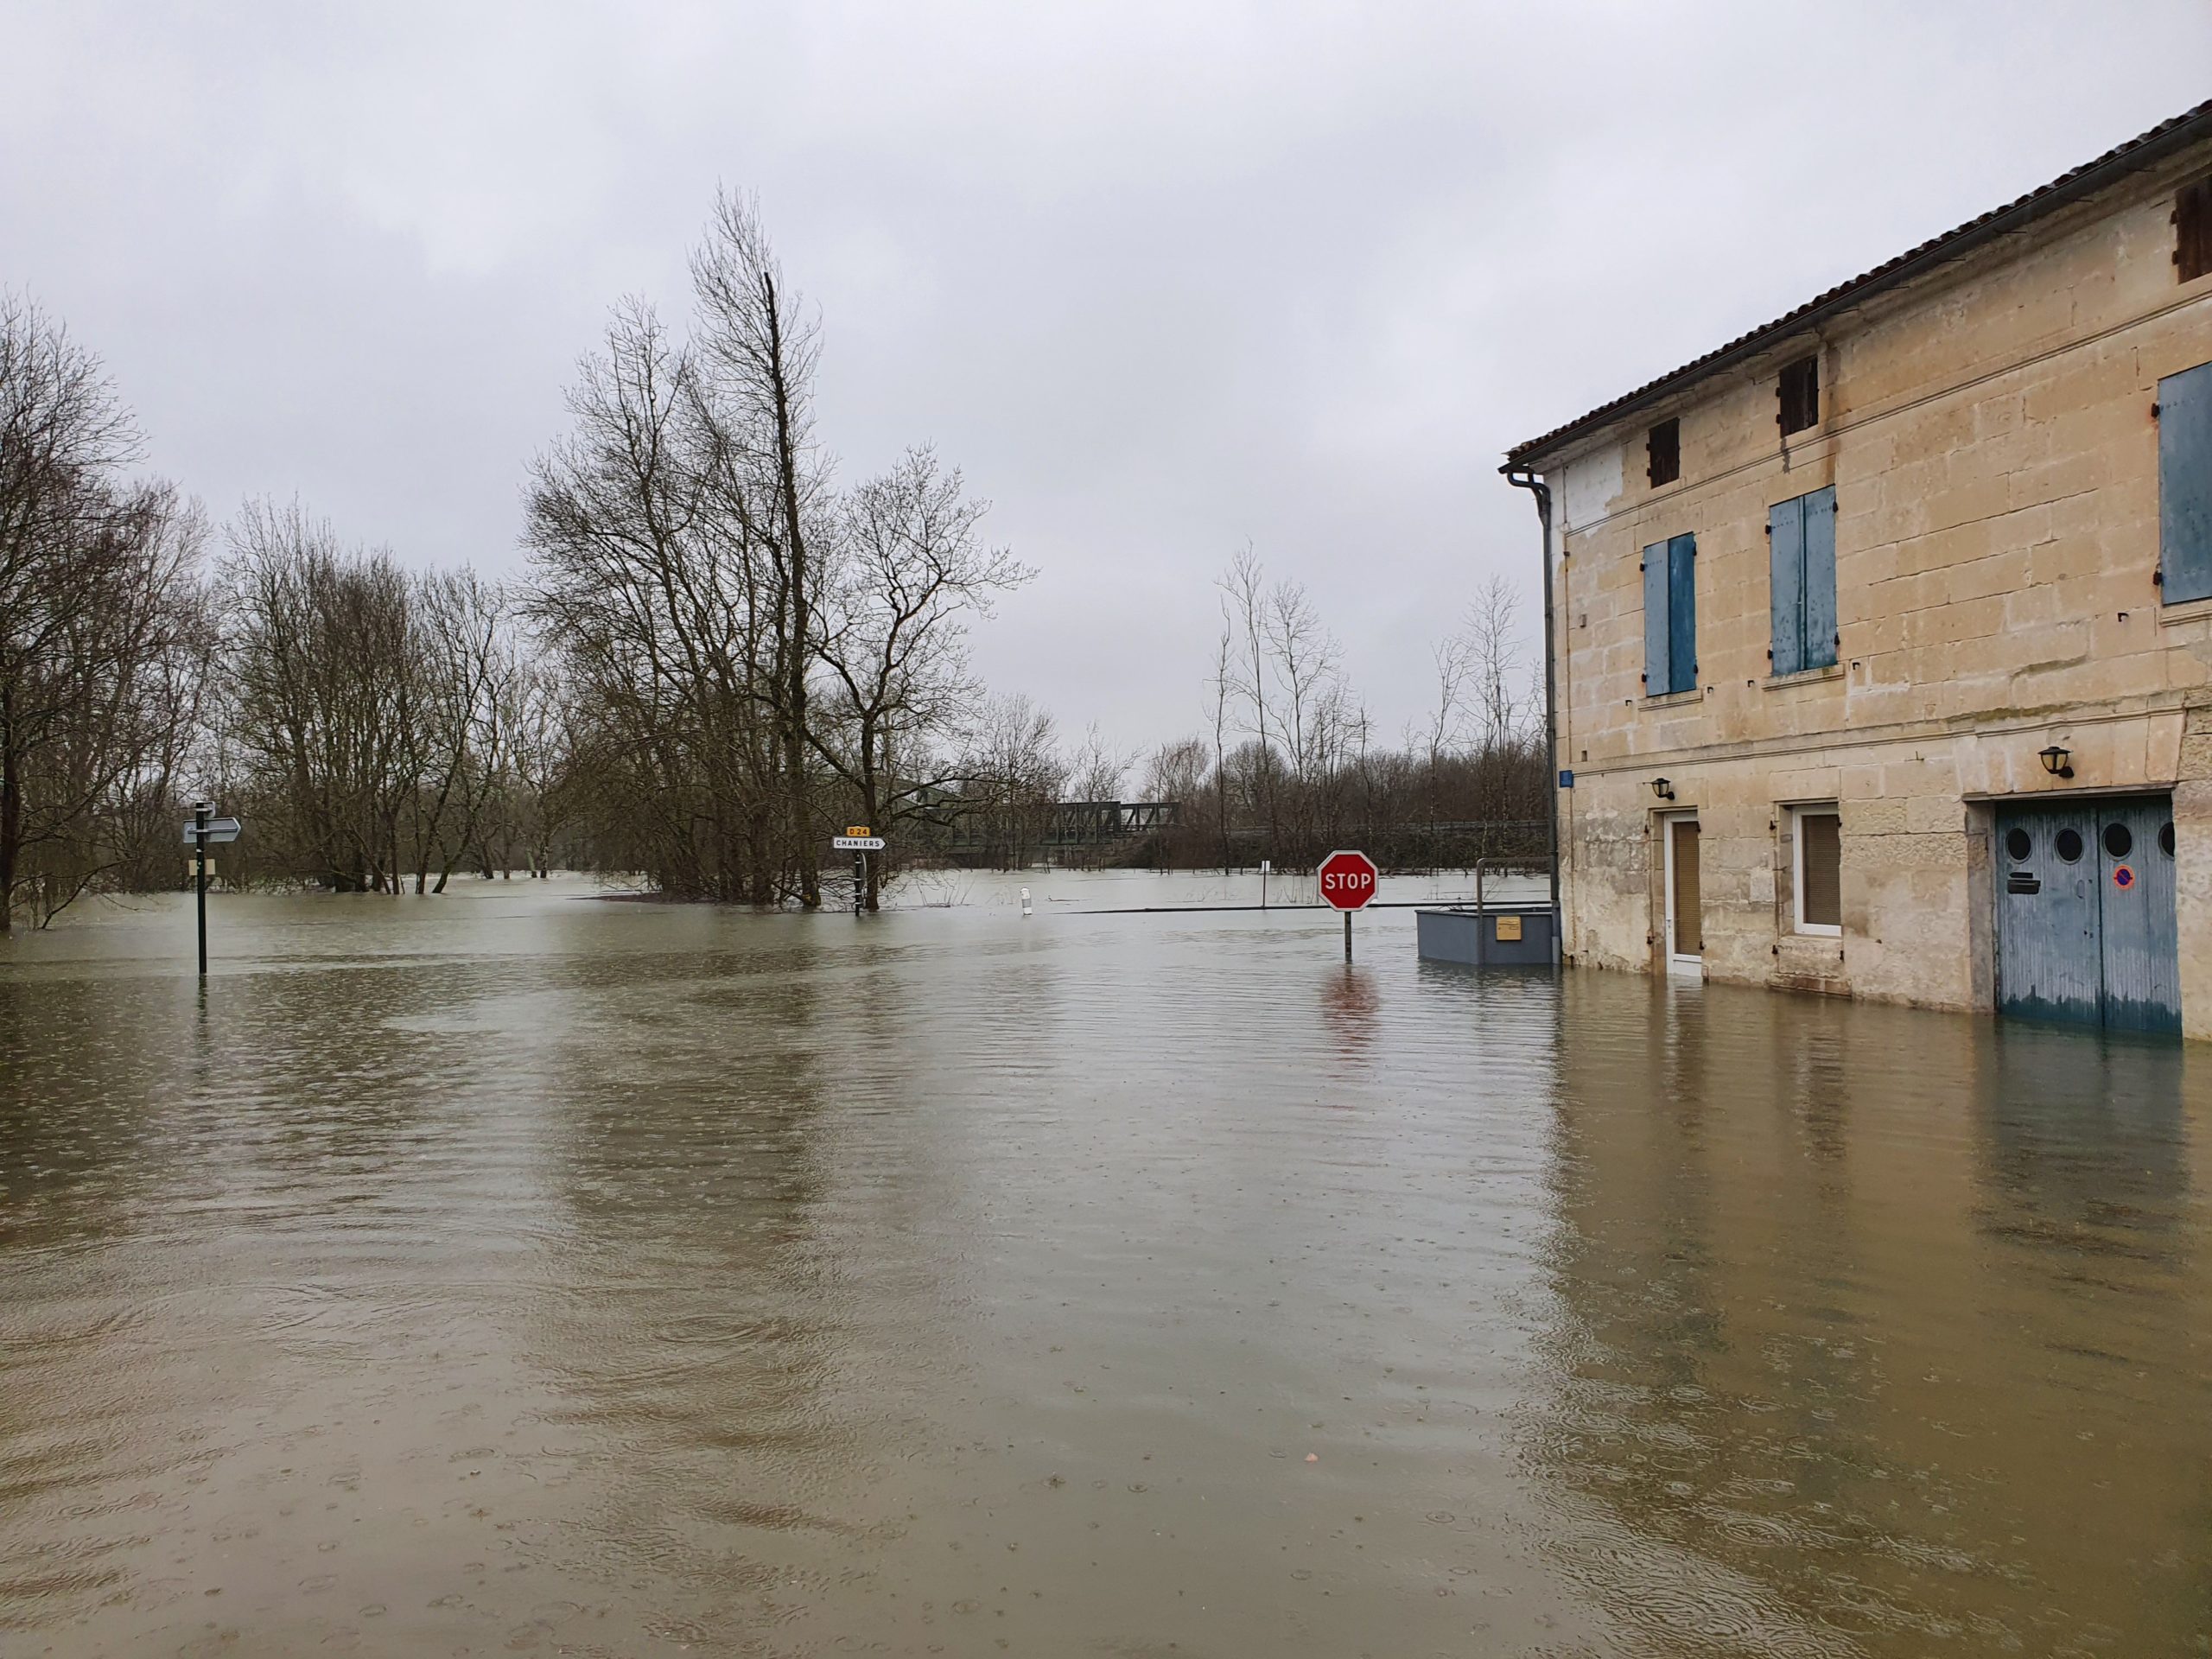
[5,3,2209,759]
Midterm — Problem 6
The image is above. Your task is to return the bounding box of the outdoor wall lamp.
[2039,745,2075,780]
[1650,777,1675,801]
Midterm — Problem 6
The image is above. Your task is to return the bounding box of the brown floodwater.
[1,873,2207,1657]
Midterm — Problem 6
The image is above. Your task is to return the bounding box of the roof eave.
[1500,100,2212,475]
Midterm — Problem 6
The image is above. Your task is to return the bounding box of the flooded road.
[2,874,2207,1657]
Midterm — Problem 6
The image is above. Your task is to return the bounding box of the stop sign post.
[1318,849,1378,961]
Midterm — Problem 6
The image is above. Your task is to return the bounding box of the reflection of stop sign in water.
[1318,849,1379,912]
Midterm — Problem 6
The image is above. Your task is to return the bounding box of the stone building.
[1503,99,2212,1037]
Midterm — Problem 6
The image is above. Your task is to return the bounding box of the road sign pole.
[1317,849,1377,958]
[194,802,210,977]
[832,830,884,913]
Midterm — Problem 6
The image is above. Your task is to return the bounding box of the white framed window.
[1792,806,1842,936]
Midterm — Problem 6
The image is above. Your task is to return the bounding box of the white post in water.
[1020,886,1032,917]
[1261,858,1270,910]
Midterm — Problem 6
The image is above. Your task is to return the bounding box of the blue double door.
[1994,796,2179,1034]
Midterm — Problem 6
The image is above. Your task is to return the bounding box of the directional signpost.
[1318,848,1378,962]
[181,802,242,976]
[831,827,886,916]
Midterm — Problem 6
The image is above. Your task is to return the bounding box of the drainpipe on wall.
[1504,467,1560,965]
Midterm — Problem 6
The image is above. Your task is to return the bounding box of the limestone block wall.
[1561,744,1982,1013]
[1559,702,2211,1022]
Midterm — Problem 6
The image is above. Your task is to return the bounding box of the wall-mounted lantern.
[1651,777,1675,801]
[2038,745,2075,780]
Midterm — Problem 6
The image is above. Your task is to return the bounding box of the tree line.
[1,196,1034,927]
[942,549,1546,874]
[1,193,1544,931]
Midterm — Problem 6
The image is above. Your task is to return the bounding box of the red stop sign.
[1317,849,1379,911]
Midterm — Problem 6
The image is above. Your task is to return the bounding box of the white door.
[1662,813,1703,976]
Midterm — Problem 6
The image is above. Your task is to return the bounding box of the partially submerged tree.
[521,299,788,902]
[219,500,524,893]
[0,296,210,929]
[958,693,1066,869]
[811,447,1030,907]
[690,189,830,908]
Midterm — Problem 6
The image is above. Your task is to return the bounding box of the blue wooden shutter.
[1667,533,1697,694]
[1643,539,1669,693]
[2161,362,2212,604]
[1803,486,1837,668]
[1769,496,1804,676]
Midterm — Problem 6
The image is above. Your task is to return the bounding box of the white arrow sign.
[182,817,243,844]
[832,836,886,850]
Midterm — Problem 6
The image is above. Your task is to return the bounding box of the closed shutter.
[1803,486,1838,668]
[1671,819,1702,956]
[2179,176,2212,283]
[1668,533,1697,695]
[2162,361,2212,603]
[1643,538,1669,693]
[1770,497,1804,675]
[1800,812,1841,928]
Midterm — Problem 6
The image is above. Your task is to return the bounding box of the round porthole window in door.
[2104,823,2133,860]
[2005,827,2031,861]
[2055,828,2084,862]
[2160,821,2176,857]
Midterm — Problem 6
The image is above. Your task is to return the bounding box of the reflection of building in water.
[1529,972,2212,1651]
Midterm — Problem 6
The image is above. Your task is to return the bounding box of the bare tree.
[690,188,829,908]
[1141,738,1206,804]
[1206,546,1358,864]
[810,447,1031,907]
[407,568,515,893]
[496,658,575,877]
[1416,631,1474,847]
[1463,574,1530,751]
[523,191,1037,905]
[1216,544,1275,846]
[1136,736,1209,868]
[221,502,423,891]
[522,300,790,902]
[959,693,1065,868]
[1066,722,1133,804]
[1259,572,1347,854]
[0,296,210,927]
[1205,618,1237,872]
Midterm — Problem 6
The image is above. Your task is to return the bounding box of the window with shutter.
[1642,534,1696,696]
[2159,361,2212,604]
[1667,534,1697,694]
[1647,418,1679,487]
[2177,175,2212,284]
[1643,538,1669,693]
[1778,355,1820,435]
[1768,486,1837,671]
[1769,498,1804,677]
[1802,488,1837,668]
[1795,808,1842,935]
